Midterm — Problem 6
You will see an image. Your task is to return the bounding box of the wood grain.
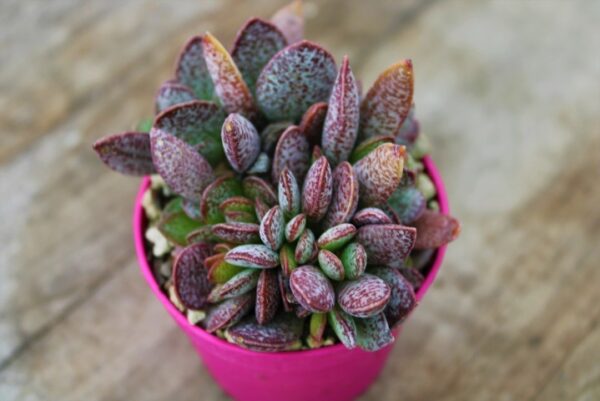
[1,0,599,400]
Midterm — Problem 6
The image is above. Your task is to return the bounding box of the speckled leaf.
[352,207,393,227]
[327,306,357,349]
[353,143,405,205]
[231,18,288,92]
[271,125,311,183]
[93,132,155,176]
[357,224,416,266]
[221,113,261,172]
[243,176,278,206]
[211,222,260,244]
[259,206,285,250]
[302,156,332,221]
[399,268,425,292]
[155,82,196,113]
[278,167,301,218]
[202,33,257,120]
[260,121,292,153]
[256,41,337,122]
[254,197,270,221]
[187,226,219,244]
[340,242,367,279]
[205,293,254,333]
[270,0,304,44]
[150,128,214,201]
[285,213,306,242]
[308,312,327,348]
[294,228,315,264]
[247,152,270,174]
[387,185,426,224]
[175,35,214,100]
[225,244,280,269]
[208,269,259,302]
[317,250,344,281]
[370,266,417,327]
[220,196,255,214]
[226,314,303,351]
[278,271,296,312]
[322,56,360,165]
[200,175,244,224]
[355,313,394,352]
[181,198,202,221]
[299,102,327,144]
[413,210,461,249]
[360,59,414,138]
[338,274,391,318]
[289,265,335,313]
[349,135,394,164]
[173,243,213,309]
[224,210,256,224]
[208,259,244,285]
[322,161,359,229]
[279,243,297,277]
[317,223,357,251]
[255,269,280,324]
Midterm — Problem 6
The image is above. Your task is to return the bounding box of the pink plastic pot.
[133,156,450,401]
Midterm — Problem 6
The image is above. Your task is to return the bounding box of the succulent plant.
[93,1,460,352]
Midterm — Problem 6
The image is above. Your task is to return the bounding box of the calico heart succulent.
[93,1,460,352]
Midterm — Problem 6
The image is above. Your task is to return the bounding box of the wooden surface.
[1,1,599,400]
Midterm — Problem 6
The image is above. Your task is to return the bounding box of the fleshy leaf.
[271,125,311,183]
[255,269,280,324]
[317,250,345,281]
[231,18,288,92]
[353,143,405,205]
[175,35,214,100]
[200,175,244,224]
[256,41,337,122]
[413,210,461,249]
[226,314,303,351]
[302,156,333,221]
[317,223,357,251]
[370,266,417,327]
[337,274,391,318]
[211,222,260,244]
[278,271,296,312]
[327,306,357,349]
[322,162,359,229]
[254,197,270,221]
[279,243,297,277]
[208,260,244,284]
[307,312,327,348]
[225,244,280,269]
[349,135,394,164]
[294,228,316,264]
[150,128,214,201]
[285,213,306,242]
[187,226,219,244]
[387,185,426,224]
[289,265,335,313]
[158,208,203,246]
[352,207,393,226]
[224,210,256,224]
[202,33,258,120]
[205,293,254,333]
[355,313,394,352]
[259,206,285,250]
[299,102,327,144]
[93,132,155,176]
[208,269,259,302]
[278,167,301,218]
[155,82,196,113]
[270,0,304,44]
[220,196,255,214]
[322,56,360,165]
[260,121,292,153]
[360,59,414,138]
[243,176,278,206]
[357,224,416,266]
[221,113,261,172]
[173,243,213,309]
[247,152,270,174]
[340,242,367,280]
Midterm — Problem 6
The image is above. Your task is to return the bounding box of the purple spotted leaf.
[317,250,345,281]
[294,228,315,265]
[289,265,335,313]
[260,121,292,153]
[247,153,270,174]
[357,224,416,266]
[278,270,296,312]
[208,269,259,303]
[279,243,297,277]
[317,223,357,251]
[349,135,395,164]
[370,266,417,327]
[355,313,394,352]
[387,185,426,224]
[221,113,261,172]
[302,156,333,222]
[413,210,461,249]
[360,59,414,138]
[211,222,260,244]
[299,102,328,144]
[256,41,337,122]
[231,18,288,92]
[225,244,280,269]
[307,312,327,348]
[243,176,278,206]
[327,306,357,349]
[337,274,391,318]
[322,56,360,165]
[200,175,244,224]
[271,125,311,183]
[155,81,196,113]
[259,206,285,250]
[278,167,301,218]
[399,268,425,292]
[173,243,213,310]
[340,242,367,280]
[175,35,214,100]
[93,132,155,176]
[285,213,306,242]
[226,314,303,351]
[352,207,393,226]
[150,128,214,201]
[255,269,280,324]
[353,143,405,205]
[322,162,359,229]
[202,33,258,120]
[205,293,254,333]
[270,0,304,44]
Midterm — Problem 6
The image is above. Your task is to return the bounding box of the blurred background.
[1,0,599,400]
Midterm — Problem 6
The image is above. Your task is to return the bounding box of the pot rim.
[133,155,450,358]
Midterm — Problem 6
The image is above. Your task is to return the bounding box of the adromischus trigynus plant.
[93,0,460,352]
